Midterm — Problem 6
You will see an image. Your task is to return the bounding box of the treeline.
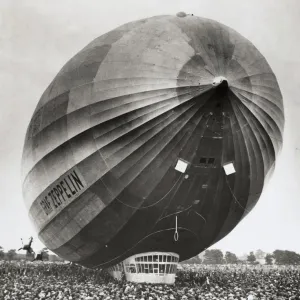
[2,246,300,265]
[0,246,64,262]
[181,249,300,265]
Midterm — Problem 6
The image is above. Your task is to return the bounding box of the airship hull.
[22,15,284,268]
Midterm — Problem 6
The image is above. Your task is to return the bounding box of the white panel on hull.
[175,159,188,173]
[223,162,236,175]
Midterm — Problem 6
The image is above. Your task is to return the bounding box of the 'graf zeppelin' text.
[39,169,85,216]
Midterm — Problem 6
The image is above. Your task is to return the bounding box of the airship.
[22,13,284,283]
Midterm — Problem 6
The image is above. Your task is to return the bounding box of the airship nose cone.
[212,76,228,87]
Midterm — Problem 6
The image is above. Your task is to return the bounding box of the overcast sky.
[0,0,299,257]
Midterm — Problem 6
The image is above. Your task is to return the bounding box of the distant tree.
[49,254,64,262]
[181,255,202,264]
[238,253,248,261]
[247,252,257,264]
[203,249,224,264]
[42,248,49,261]
[265,253,274,265]
[255,249,265,259]
[273,250,285,265]
[7,249,17,261]
[273,250,300,265]
[26,251,35,261]
[0,246,4,260]
[225,251,238,264]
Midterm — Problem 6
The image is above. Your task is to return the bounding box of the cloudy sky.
[0,0,299,257]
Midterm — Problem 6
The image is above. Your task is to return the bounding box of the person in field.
[18,237,34,254]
